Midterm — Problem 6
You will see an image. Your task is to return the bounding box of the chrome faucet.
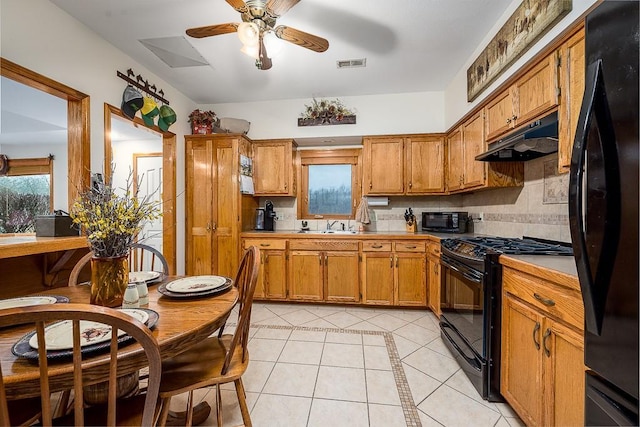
[326,220,338,230]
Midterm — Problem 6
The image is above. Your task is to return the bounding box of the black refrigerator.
[569,1,639,425]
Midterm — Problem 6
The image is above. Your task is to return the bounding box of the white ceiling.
[49,0,513,105]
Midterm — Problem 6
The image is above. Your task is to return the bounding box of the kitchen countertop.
[241,229,480,241]
[500,254,579,288]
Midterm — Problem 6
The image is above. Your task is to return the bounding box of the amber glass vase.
[90,255,129,307]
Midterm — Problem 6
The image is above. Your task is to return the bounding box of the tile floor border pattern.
[232,322,422,427]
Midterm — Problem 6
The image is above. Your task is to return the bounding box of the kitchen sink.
[297,230,358,234]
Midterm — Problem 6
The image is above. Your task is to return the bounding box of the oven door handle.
[462,272,482,284]
[441,324,482,371]
[442,259,483,284]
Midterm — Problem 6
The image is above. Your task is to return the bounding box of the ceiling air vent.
[336,58,367,69]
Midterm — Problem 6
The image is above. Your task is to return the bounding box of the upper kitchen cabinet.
[485,53,560,142]
[252,139,297,196]
[363,136,405,194]
[447,112,523,193]
[363,134,446,195]
[558,27,585,173]
[405,135,446,194]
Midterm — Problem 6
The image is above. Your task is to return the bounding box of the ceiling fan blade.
[266,0,300,17]
[274,26,329,52]
[186,23,239,38]
[225,0,247,13]
[258,36,272,70]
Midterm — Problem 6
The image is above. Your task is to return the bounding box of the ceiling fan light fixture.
[240,44,259,59]
[237,21,260,46]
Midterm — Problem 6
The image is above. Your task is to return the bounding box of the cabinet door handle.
[511,115,517,121]
[409,182,412,189]
[390,256,393,268]
[395,256,398,268]
[543,328,552,357]
[369,182,372,190]
[260,243,271,247]
[206,223,211,232]
[506,118,512,124]
[533,293,556,306]
[533,322,541,350]
[372,245,383,249]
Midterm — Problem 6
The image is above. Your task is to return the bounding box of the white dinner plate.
[165,276,229,294]
[129,271,161,283]
[0,296,59,310]
[29,309,149,350]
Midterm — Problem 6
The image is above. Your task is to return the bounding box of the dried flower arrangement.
[300,98,354,123]
[70,172,161,258]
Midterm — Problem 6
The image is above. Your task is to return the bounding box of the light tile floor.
[165,302,525,427]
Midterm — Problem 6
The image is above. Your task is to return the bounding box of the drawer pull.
[533,293,555,306]
[543,328,552,357]
[533,322,541,350]
[405,245,417,249]
[260,243,271,247]
[372,245,383,249]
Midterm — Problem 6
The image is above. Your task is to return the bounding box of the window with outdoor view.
[0,157,53,233]
[299,149,362,220]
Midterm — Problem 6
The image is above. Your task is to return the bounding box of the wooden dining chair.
[68,243,168,286]
[156,246,260,427]
[0,303,162,426]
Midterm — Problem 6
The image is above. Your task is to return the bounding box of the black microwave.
[421,212,469,233]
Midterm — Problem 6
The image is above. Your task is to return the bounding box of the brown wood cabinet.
[485,53,560,142]
[288,239,359,302]
[252,139,297,196]
[500,261,584,426]
[447,112,523,193]
[363,134,445,195]
[242,238,287,300]
[405,135,446,194]
[558,27,585,173]
[362,136,405,194]
[427,241,441,316]
[361,240,426,306]
[185,135,257,277]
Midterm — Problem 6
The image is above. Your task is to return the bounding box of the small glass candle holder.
[122,283,140,308]
[136,280,149,306]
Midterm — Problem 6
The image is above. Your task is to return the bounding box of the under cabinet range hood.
[476,111,559,161]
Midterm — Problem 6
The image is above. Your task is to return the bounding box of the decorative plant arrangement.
[70,172,161,307]
[188,109,218,134]
[298,98,356,126]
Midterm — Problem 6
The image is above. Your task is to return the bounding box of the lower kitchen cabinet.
[288,240,360,302]
[427,242,442,316]
[325,251,360,303]
[288,251,324,301]
[361,241,427,307]
[500,264,584,427]
[243,238,287,300]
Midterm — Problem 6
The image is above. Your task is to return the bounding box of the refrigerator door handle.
[569,59,621,335]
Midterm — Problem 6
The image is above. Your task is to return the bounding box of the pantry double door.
[185,135,256,278]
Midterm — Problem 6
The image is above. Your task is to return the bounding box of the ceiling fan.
[186,0,329,70]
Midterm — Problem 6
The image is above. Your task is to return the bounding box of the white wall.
[1,0,198,273]
[444,0,599,127]
[203,91,446,140]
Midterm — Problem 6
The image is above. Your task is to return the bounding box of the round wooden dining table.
[0,277,238,400]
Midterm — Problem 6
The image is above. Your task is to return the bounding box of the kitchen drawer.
[394,241,426,252]
[243,239,286,250]
[289,240,358,251]
[503,266,583,331]
[427,242,441,257]
[362,242,392,252]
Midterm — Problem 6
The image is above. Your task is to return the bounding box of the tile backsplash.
[259,153,570,242]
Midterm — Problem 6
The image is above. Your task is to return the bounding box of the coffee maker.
[255,201,276,231]
[264,200,276,231]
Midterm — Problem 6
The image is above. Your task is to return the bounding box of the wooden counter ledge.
[0,235,88,259]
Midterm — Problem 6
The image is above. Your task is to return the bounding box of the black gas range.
[438,236,572,401]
